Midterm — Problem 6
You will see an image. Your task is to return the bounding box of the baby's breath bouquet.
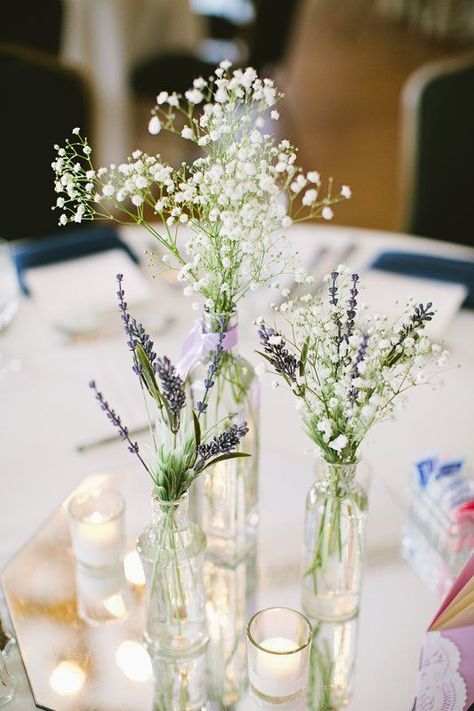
[52,61,349,561]
[257,266,446,621]
[90,274,248,656]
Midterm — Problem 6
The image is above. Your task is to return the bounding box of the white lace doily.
[416,631,467,711]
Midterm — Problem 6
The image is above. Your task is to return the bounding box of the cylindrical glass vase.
[301,460,368,622]
[137,492,208,657]
[188,310,260,563]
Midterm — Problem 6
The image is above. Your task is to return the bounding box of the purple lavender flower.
[196,329,225,417]
[349,333,369,403]
[89,380,150,473]
[116,273,156,375]
[345,273,359,340]
[155,356,186,422]
[329,271,339,306]
[195,423,249,471]
[386,302,435,366]
[258,324,300,383]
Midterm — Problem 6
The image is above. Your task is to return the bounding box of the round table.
[1,224,473,710]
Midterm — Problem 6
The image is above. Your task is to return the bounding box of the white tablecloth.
[1,223,474,710]
[61,0,204,163]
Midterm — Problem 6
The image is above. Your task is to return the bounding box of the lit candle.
[68,490,125,568]
[247,608,312,704]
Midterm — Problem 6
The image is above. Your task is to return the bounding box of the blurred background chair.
[131,0,303,99]
[0,0,63,56]
[0,44,91,240]
[399,54,474,247]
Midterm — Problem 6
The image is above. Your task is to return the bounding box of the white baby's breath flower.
[302,189,318,206]
[328,434,348,452]
[131,194,143,206]
[271,110,279,120]
[156,91,168,104]
[341,185,352,199]
[181,126,193,140]
[322,206,334,220]
[307,171,320,184]
[148,116,161,135]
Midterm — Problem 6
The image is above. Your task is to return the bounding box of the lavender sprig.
[195,423,249,471]
[349,333,369,404]
[89,380,151,473]
[385,302,435,366]
[116,273,157,374]
[329,271,339,306]
[155,356,186,430]
[257,324,300,383]
[345,273,359,341]
[196,329,225,417]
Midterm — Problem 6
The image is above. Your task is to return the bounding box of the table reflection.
[75,563,131,626]
[307,617,359,710]
[205,548,258,708]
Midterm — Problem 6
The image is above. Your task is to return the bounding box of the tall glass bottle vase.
[189,310,260,563]
[137,493,208,657]
[301,460,368,622]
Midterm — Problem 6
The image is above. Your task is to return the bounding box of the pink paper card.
[415,554,474,711]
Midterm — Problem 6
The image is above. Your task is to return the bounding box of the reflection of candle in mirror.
[69,490,125,568]
[124,550,145,586]
[50,661,86,696]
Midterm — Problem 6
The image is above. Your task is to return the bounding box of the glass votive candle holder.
[247,607,312,706]
[68,489,125,569]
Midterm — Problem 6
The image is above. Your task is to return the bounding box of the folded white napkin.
[26,250,153,335]
[362,271,467,339]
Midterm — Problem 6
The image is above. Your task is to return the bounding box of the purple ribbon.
[177,320,238,378]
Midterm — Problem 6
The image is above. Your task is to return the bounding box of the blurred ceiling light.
[50,661,86,696]
[103,593,127,618]
[124,551,145,586]
[116,641,152,682]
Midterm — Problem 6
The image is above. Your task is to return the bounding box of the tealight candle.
[68,489,125,568]
[247,607,312,705]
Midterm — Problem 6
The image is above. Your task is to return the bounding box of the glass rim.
[320,455,360,467]
[202,306,238,319]
[246,607,313,655]
[68,488,125,522]
[151,491,189,506]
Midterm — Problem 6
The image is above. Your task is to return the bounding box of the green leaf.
[192,409,201,448]
[136,344,175,428]
[199,452,251,473]
[299,336,310,378]
[255,350,276,368]
[136,345,161,402]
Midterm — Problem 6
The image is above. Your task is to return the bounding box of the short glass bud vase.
[137,492,208,657]
[189,310,260,563]
[301,459,368,622]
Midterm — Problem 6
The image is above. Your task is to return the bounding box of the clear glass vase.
[137,492,208,657]
[189,310,260,563]
[301,460,368,622]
